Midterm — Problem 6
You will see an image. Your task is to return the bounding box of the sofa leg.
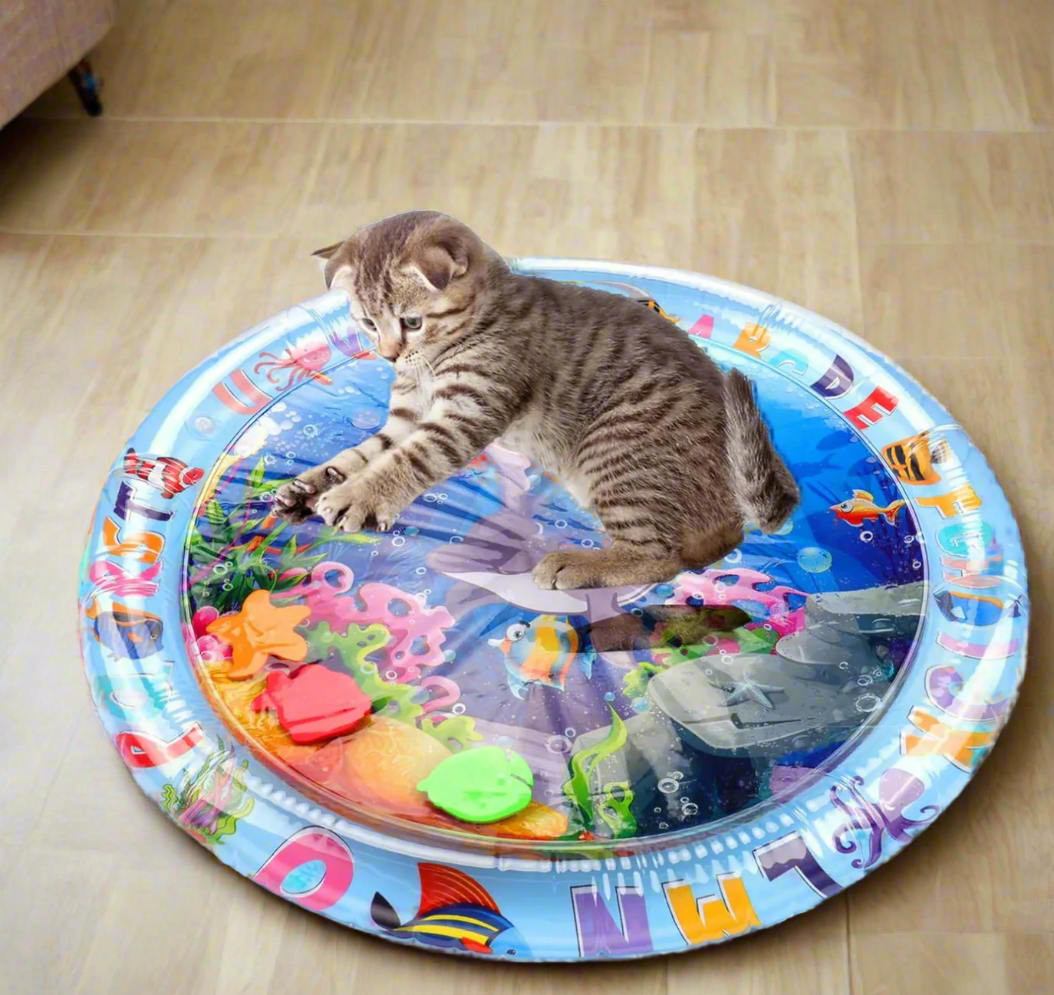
[68,59,103,117]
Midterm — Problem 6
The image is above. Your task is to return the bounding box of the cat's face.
[313,211,488,365]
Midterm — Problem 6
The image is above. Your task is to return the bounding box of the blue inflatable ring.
[79,260,1028,961]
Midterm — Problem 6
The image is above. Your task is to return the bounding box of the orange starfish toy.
[207,589,311,679]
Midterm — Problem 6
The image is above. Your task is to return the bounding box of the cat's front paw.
[533,550,602,590]
[315,477,400,533]
[274,455,364,521]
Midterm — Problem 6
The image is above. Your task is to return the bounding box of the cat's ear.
[311,240,344,276]
[405,235,470,292]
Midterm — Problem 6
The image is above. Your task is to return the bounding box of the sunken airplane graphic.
[371,863,529,956]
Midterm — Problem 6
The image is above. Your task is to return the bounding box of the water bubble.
[414,567,426,575]
[546,735,572,754]
[263,454,276,466]
[903,534,915,545]
[280,419,293,431]
[658,822,669,830]
[424,494,437,503]
[912,560,922,569]
[658,777,679,794]
[581,538,595,548]
[857,674,873,686]
[855,693,881,713]
[449,535,463,543]
[654,807,662,814]
[221,582,233,591]
[285,451,297,459]
[632,698,649,712]
[724,548,742,564]
[604,691,615,701]
[839,660,850,670]
[682,802,699,817]
[392,536,406,547]
[860,530,874,543]
[302,424,319,438]
[194,415,214,434]
[672,771,684,780]
[273,402,287,413]
[451,702,466,715]
[352,411,380,430]
[564,727,576,739]
[797,546,832,573]
[773,518,794,536]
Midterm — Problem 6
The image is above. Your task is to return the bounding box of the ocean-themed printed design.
[178,280,931,846]
[486,614,594,698]
[371,862,529,956]
[160,739,253,845]
[79,266,1028,961]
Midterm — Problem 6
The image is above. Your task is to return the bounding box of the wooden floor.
[1,1,1052,992]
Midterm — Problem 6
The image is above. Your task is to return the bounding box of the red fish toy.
[251,665,371,744]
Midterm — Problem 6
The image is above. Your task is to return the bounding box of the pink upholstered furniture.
[0,0,116,125]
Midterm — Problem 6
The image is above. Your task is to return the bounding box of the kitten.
[275,211,799,590]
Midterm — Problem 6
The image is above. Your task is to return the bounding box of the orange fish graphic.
[831,489,906,527]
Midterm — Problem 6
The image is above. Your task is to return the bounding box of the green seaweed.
[186,466,379,615]
[622,660,665,698]
[420,714,484,751]
[561,705,637,838]
[161,738,253,845]
[307,621,424,724]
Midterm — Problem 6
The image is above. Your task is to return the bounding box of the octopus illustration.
[254,333,333,390]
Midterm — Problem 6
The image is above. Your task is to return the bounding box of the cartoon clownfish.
[487,614,594,698]
[123,448,204,499]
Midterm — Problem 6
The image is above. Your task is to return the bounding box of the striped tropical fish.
[371,863,529,956]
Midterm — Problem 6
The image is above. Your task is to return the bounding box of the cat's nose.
[379,343,401,361]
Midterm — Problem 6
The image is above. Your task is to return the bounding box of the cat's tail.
[724,368,800,533]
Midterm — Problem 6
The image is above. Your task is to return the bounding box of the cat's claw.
[275,456,365,520]
[316,479,398,534]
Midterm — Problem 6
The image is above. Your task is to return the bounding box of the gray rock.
[648,652,889,759]
[804,581,925,637]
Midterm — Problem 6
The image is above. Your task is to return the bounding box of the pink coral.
[671,566,805,616]
[341,583,454,683]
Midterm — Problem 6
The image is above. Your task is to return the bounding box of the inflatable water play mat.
[79,260,1027,961]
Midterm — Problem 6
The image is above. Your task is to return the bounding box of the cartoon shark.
[426,442,655,646]
[371,862,529,957]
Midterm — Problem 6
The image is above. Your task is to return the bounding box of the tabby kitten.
[275,211,799,590]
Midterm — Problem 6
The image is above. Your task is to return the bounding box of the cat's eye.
[401,315,423,331]
[359,317,376,332]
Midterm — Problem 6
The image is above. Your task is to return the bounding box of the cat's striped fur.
[275,211,799,590]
